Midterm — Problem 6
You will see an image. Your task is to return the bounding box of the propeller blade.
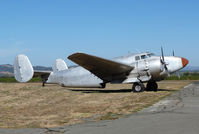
[161,46,165,62]
[176,71,181,79]
[165,66,170,77]
[160,46,170,77]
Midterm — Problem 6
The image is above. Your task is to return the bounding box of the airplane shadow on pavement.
[68,88,178,93]
[69,89,132,93]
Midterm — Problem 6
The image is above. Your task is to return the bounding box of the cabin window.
[135,56,140,61]
[141,55,147,59]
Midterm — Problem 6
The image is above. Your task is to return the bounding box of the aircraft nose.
[181,57,189,67]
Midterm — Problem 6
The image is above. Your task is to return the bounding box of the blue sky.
[0,0,198,66]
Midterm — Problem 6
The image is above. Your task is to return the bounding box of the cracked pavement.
[1,82,199,134]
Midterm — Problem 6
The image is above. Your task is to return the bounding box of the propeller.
[160,47,170,77]
[172,50,181,79]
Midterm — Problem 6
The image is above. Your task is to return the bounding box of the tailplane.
[14,55,34,82]
[52,59,68,72]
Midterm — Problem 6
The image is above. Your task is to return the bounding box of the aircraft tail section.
[52,59,68,72]
[14,55,34,82]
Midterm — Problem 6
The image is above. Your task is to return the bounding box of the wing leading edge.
[68,53,134,82]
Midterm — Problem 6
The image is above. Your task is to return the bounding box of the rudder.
[14,55,34,82]
[52,59,68,72]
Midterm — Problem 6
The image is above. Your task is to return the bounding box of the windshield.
[141,55,147,59]
[147,53,155,57]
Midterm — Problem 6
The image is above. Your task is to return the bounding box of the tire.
[132,82,145,92]
[146,81,158,92]
[100,83,106,88]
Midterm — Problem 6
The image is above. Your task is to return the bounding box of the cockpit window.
[141,55,147,59]
[135,56,140,61]
[147,53,155,57]
[136,53,155,61]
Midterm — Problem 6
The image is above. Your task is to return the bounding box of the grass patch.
[0,81,192,128]
[99,112,122,120]
[166,72,199,80]
[0,77,16,82]
[0,77,42,83]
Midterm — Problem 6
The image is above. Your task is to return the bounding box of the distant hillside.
[0,64,52,77]
[0,64,14,77]
[0,64,14,73]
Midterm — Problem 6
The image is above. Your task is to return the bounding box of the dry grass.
[0,80,192,128]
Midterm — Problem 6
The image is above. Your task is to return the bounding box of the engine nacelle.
[147,58,162,79]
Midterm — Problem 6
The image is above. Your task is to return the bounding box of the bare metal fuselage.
[47,53,185,88]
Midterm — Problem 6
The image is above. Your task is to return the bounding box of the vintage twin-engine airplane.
[14,48,189,92]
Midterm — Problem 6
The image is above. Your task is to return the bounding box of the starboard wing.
[68,53,134,82]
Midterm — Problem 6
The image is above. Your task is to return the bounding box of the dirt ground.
[0,81,192,128]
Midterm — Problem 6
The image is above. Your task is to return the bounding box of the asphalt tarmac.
[1,82,199,134]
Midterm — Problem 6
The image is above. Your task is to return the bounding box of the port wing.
[68,53,134,82]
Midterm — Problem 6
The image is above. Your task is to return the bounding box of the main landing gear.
[146,81,158,92]
[132,81,158,92]
[132,82,145,92]
[42,78,48,87]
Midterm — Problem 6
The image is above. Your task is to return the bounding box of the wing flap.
[68,53,134,82]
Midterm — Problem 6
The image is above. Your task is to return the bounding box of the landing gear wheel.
[132,82,145,92]
[42,78,47,87]
[146,81,158,92]
[42,81,45,87]
[100,83,106,88]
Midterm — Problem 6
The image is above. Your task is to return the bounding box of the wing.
[34,70,51,80]
[68,53,134,82]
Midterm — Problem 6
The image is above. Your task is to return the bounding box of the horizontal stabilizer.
[14,55,34,82]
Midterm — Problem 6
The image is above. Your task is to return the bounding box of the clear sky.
[0,0,198,66]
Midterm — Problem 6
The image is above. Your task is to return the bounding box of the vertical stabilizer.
[52,59,68,72]
[14,55,34,82]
